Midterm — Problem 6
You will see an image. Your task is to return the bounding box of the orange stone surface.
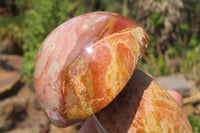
[34,11,149,127]
[95,69,192,132]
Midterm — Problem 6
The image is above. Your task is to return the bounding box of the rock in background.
[0,54,81,133]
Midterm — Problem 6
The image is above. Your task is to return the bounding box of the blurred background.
[0,0,199,132]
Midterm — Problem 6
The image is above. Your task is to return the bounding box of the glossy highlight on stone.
[33,11,149,127]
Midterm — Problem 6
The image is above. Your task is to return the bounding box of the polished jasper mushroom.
[33,12,192,132]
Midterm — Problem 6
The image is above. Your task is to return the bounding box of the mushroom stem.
[92,69,192,132]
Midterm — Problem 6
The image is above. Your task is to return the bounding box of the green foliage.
[20,0,81,82]
[180,23,189,33]
[189,34,199,48]
[138,55,167,76]
[179,33,200,84]
[139,0,200,87]
[138,35,168,76]
[150,13,164,26]
[0,14,24,47]
[167,48,177,58]
[0,0,81,83]
[189,114,200,132]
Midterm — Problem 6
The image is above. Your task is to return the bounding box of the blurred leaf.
[167,48,177,58]
[150,13,164,26]
[187,51,197,59]
[188,114,200,132]
[180,23,189,33]
[189,34,198,47]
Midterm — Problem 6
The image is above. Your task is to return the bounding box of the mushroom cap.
[95,69,192,132]
[33,12,149,127]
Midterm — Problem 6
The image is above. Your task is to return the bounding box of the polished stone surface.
[34,12,149,127]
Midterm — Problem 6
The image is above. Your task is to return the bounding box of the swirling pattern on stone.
[34,12,149,127]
